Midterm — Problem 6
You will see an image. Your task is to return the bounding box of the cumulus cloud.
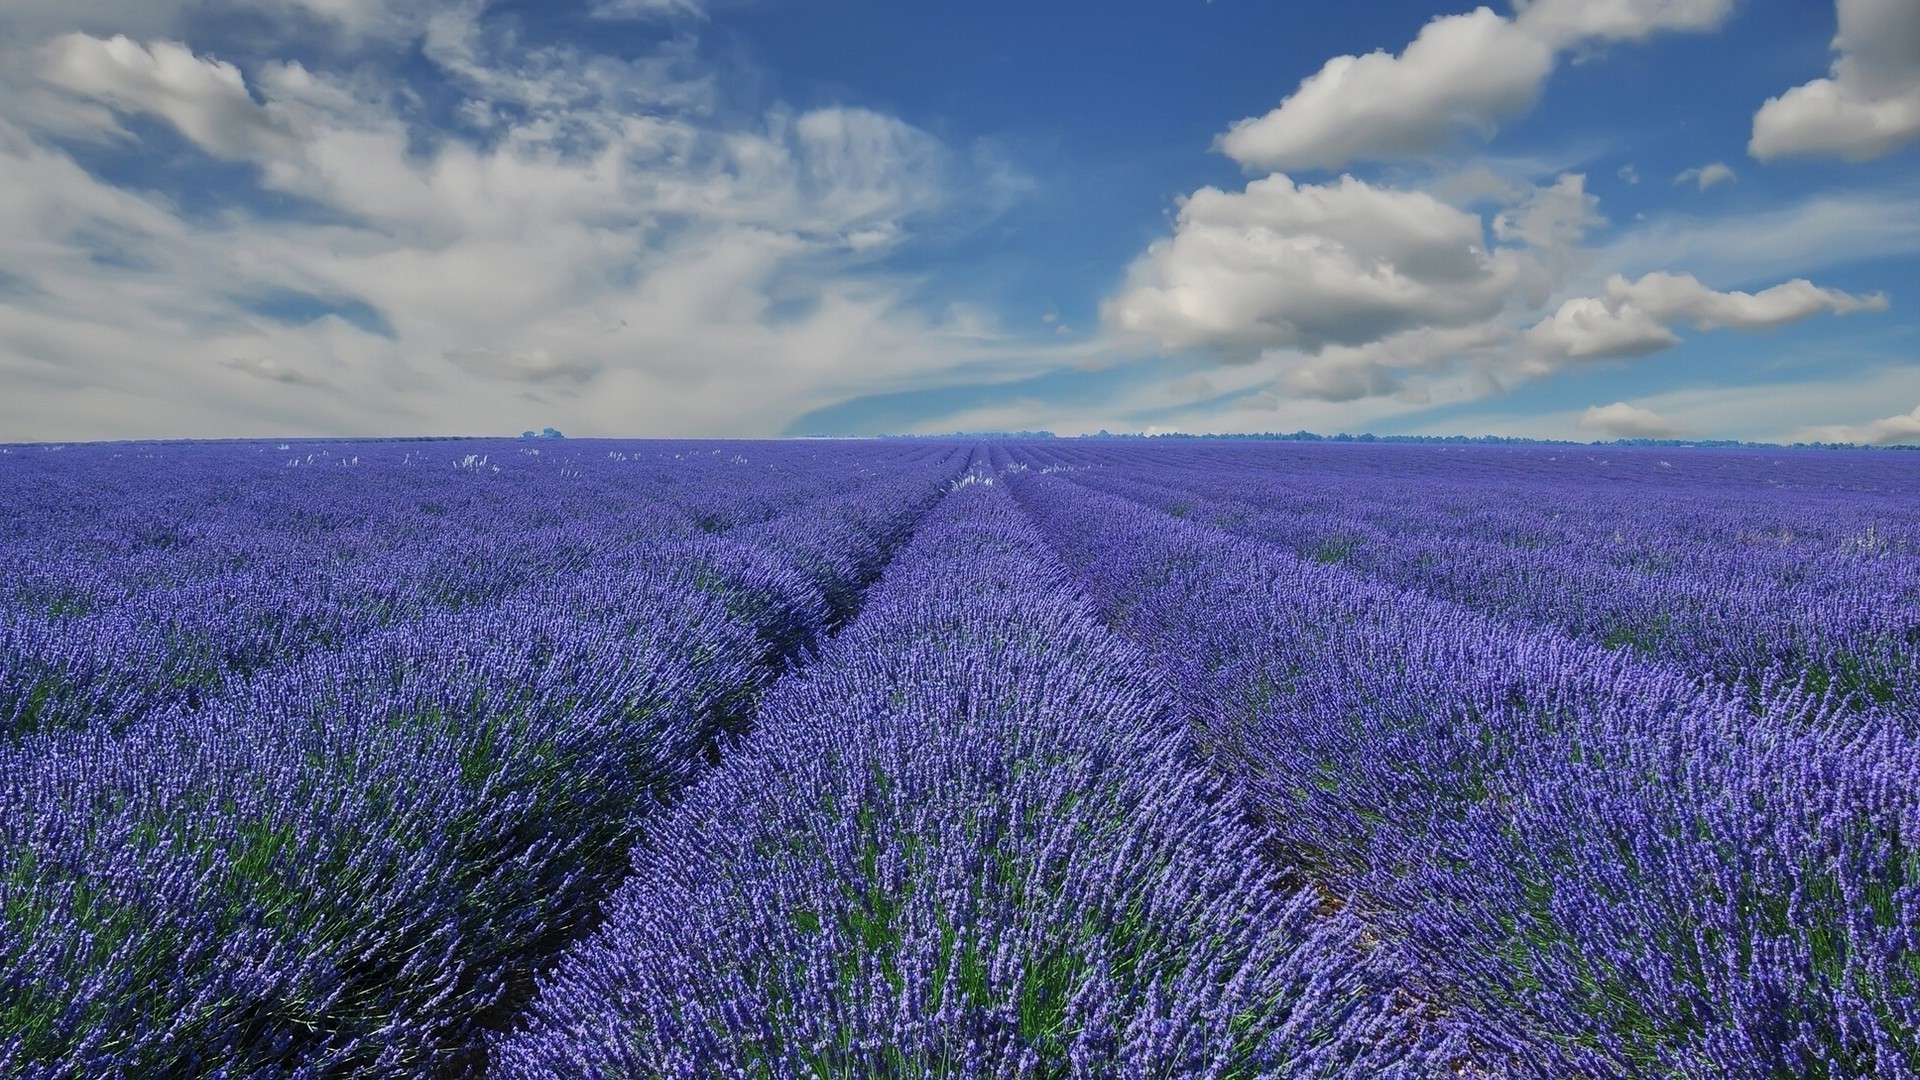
[1673,162,1736,190]
[1215,9,1554,172]
[1613,270,1887,327]
[1102,173,1531,355]
[1523,294,1679,361]
[1750,0,1920,162]
[1795,402,1920,444]
[1105,0,1904,427]
[1278,322,1510,402]
[1174,260,1886,406]
[1523,270,1886,363]
[1490,171,1604,285]
[1216,0,1735,172]
[1280,355,1405,403]
[1578,400,1684,438]
[1103,151,1888,408]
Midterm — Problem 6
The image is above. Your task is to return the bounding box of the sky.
[0,0,1916,443]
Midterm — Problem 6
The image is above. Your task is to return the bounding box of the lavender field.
[1,438,1915,1078]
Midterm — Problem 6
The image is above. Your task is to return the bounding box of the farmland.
[1,438,1915,1078]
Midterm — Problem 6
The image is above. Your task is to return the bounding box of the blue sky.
[0,0,1916,442]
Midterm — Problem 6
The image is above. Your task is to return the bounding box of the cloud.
[1104,154,1887,408]
[1578,400,1684,438]
[1611,270,1887,327]
[1277,322,1510,402]
[222,354,337,389]
[1246,265,1884,402]
[1512,0,1736,49]
[443,346,603,385]
[1107,0,1900,423]
[1596,186,1920,285]
[37,33,298,160]
[1281,356,1407,403]
[1215,9,1553,172]
[1102,172,1532,355]
[1524,270,1885,362]
[3,0,450,50]
[1793,402,1920,444]
[1635,364,1920,442]
[1215,0,1734,172]
[1673,162,1736,190]
[1523,294,1680,361]
[1750,0,1920,162]
[589,0,706,20]
[0,20,1057,440]
[1617,163,1640,184]
[1491,171,1604,248]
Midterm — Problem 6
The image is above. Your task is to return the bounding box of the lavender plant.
[1022,441,1920,714]
[0,439,965,1075]
[5,436,1912,1076]
[1007,461,1920,1078]
[494,478,1430,1078]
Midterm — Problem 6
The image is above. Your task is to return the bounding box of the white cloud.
[1512,0,1737,49]
[1214,264,1885,405]
[1795,402,1920,444]
[1278,322,1510,402]
[37,34,297,160]
[1215,9,1553,172]
[1673,161,1736,190]
[443,345,603,385]
[1752,79,1920,161]
[0,23,1057,440]
[1104,153,1889,408]
[1617,163,1640,184]
[1648,364,1920,442]
[1215,1,1735,172]
[2,0,449,49]
[1523,270,1886,363]
[1102,172,1533,355]
[1491,171,1604,249]
[1523,293,1680,361]
[1750,0,1920,162]
[890,353,1413,439]
[1611,270,1887,328]
[223,354,339,389]
[589,0,706,20]
[1389,359,1920,443]
[1578,400,1684,438]
[1280,361,1405,405]
[1597,187,1920,285]
[1106,0,1901,423]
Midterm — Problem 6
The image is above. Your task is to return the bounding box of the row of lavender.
[2,440,942,741]
[5,437,1913,1076]
[0,439,966,1075]
[1014,441,1920,711]
[997,444,1919,1078]
[493,469,1437,1077]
